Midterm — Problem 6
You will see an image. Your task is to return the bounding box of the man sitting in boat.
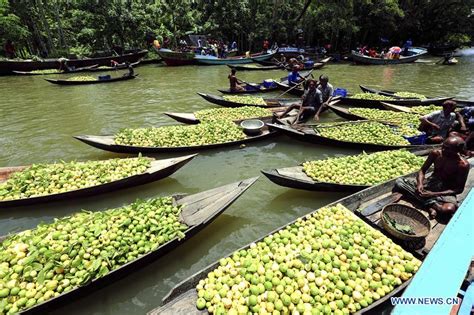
[277,79,322,123]
[314,75,334,121]
[419,100,466,143]
[394,136,470,219]
[228,69,244,92]
[123,62,134,77]
[287,66,305,86]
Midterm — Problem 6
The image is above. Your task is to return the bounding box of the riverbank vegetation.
[1,0,473,58]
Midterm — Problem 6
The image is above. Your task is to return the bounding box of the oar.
[276,69,314,98]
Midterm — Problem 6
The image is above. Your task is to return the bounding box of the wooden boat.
[86,60,140,72]
[45,74,137,85]
[194,51,275,65]
[74,122,277,154]
[217,73,305,95]
[150,162,474,315]
[336,96,452,109]
[227,64,282,71]
[0,155,196,208]
[253,56,330,68]
[155,49,197,66]
[326,104,367,121]
[351,47,428,65]
[381,103,420,113]
[217,83,279,95]
[2,177,258,314]
[0,49,147,75]
[274,80,305,97]
[164,107,285,124]
[360,85,473,107]
[197,92,298,108]
[266,122,437,151]
[12,64,99,75]
[261,148,432,192]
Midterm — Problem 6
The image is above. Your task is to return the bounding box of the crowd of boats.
[1,46,474,314]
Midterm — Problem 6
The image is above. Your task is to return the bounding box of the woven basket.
[381,204,431,241]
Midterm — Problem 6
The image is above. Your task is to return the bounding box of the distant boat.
[351,47,428,65]
[0,49,147,75]
[155,48,197,66]
[45,74,138,85]
[194,51,275,65]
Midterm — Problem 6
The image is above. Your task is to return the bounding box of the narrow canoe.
[164,107,286,124]
[266,122,437,151]
[3,177,258,314]
[86,60,140,72]
[217,84,279,95]
[0,155,196,208]
[274,80,305,97]
[227,64,282,71]
[228,60,326,72]
[197,92,298,108]
[337,96,452,108]
[0,49,147,75]
[351,47,428,65]
[194,52,275,65]
[381,102,419,113]
[155,49,197,66]
[360,85,473,107]
[326,104,366,121]
[149,162,474,315]
[252,57,331,66]
[261,148,432,192]
[12,64,99,75]
[44,74,137,85]
[74,124,277,154]
[217,73,302,95]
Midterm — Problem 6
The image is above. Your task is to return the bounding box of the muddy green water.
[1,56,473,314]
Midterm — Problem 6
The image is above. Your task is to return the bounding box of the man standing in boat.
[228,69,244,92]
[277,79,323,123]
[419,100,466,143]
[394,136,470,219]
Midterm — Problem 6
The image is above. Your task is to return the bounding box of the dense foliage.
[1,0,473,58]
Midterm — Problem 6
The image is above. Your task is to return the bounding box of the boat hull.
[156,49,196,66]
[74,128,277,154]
[197,92,297,108]
[351,47,427,65]
[0,50,147,75]
[45,75,137,85]
[150,159,474,315]
[0,155,196,208]
[194,52,275,65]
[4,177,258,314]
[267,123,437,151]
[261,168,368,192]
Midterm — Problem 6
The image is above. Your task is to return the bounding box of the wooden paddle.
[276,69,314,98]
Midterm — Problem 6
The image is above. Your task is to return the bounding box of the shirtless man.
[394,136,470,219]
[228,69,244,92]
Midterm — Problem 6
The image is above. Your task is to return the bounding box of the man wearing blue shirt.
[287,66,304,86]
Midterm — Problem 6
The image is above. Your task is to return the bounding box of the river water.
[0,56,473,314]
